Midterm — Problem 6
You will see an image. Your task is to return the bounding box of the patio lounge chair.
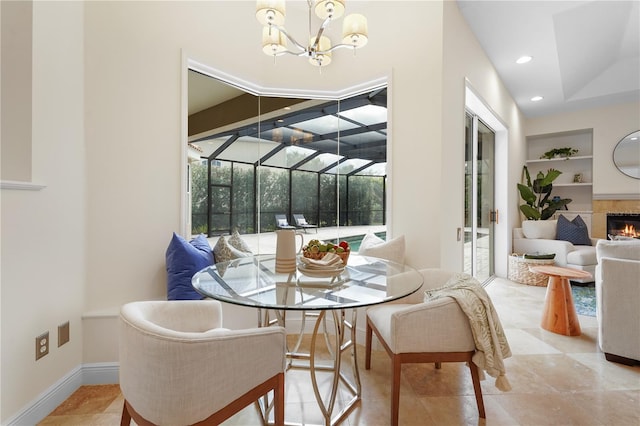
[275,214,296,230]
[293,214,318,233]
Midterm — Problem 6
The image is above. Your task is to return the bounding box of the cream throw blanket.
[424,273,512,392]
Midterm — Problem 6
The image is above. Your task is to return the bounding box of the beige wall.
[1,1,85,419]
[526,101,640,198]
[526,101,640,239]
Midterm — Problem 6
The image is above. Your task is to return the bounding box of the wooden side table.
[528,265,593,336]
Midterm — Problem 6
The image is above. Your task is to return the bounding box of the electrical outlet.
[35,332,49,360]
[58,321,70,347]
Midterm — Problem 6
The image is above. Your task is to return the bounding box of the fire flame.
[621,224,637,237]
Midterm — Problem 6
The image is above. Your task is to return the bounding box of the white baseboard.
[5,362,119,426]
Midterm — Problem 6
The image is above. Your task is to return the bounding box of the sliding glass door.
[464,112,496,281]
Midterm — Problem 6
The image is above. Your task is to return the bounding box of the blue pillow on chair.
[166,233,214,300]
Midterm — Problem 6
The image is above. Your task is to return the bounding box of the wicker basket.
[302,249,350,266]
[508,253,555,286]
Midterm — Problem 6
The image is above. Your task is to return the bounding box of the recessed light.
[516,55,533,64]
[531,96,543,102]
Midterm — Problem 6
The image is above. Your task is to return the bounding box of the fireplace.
[607,213,640,240]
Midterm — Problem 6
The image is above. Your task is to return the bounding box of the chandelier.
[256,0,368,68]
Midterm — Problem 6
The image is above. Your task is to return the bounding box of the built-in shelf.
[526,155,593,164]
[554,183,592,187]
[525,129,594,231]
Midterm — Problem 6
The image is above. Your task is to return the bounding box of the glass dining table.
[192,253,424,426]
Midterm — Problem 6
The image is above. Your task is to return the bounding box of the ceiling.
[457,0,640,118]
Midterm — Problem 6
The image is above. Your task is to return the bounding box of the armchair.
[119,300,286,425]
[365,269,486,426]
[595,240,640,365]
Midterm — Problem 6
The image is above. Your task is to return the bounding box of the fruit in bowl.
[302,239,350,265]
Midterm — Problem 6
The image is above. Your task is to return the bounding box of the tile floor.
[39,277,640,426]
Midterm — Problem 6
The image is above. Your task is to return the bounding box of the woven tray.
[508,253,555,286]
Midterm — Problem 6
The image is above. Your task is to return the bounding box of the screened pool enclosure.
[188,72,387,238]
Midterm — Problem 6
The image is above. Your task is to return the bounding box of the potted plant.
[540,147,578,159]
[517,166,571,220]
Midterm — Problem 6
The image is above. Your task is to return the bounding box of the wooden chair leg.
[365,320,373,370]
[120,401,132,426]
[391,355,402,426]
[467,361,486,419]
[274,372,285,426]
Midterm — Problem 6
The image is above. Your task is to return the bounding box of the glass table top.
[192,254,424,311]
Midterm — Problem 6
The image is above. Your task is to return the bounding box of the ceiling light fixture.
[516,55,533,64]
[256,0,368,68]
[531,96,543,102]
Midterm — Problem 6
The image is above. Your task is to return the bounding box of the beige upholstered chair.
[595,240,640,365]
[365,269,485,426]
[119,300,286,425]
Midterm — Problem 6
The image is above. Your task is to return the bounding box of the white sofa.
[595,240,640,365]
[513,219,599,282]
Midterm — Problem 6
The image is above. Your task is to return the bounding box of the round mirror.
[613,130,640,179]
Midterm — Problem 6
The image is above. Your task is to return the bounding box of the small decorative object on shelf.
[573,173,584,183]
[551,196,569,210]
[302,239,350,265]
[540,147,579,160]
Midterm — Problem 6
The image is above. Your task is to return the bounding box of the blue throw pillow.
[556,215,591,246]
[166,233,214,300]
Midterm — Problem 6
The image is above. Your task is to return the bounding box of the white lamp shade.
[262,26,287,55]
[309,35,332,66]
[342,13,368,48]
[314,0,345,20]
[256,0,286,26]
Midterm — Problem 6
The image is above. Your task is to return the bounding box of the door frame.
[465,83,509,279]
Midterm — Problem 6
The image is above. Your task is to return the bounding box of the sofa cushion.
[556,215,591,246]
[596,239,640,261]
[522,220,557,239]
[566,245,597,266]
[166,233,213,300]
[358,232,405,264]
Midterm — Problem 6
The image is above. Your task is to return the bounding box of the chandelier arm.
[276,50,310,57]
[272,25,308,53]
[310,16,332,52]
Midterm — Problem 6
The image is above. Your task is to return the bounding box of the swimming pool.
[327,231,386,252]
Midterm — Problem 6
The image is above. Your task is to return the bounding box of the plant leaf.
[538,168,562,186]
[517,183,536,206]
[523,166,532,187]
[542,198,572,219]
[520,205,541,220]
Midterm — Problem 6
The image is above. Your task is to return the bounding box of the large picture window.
[187,69,387,249]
